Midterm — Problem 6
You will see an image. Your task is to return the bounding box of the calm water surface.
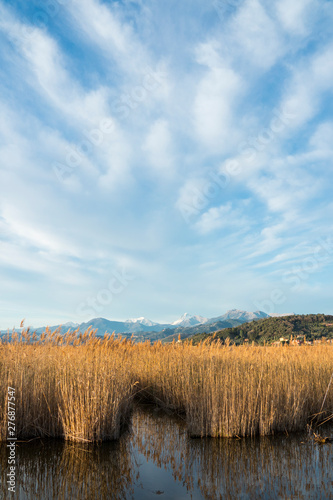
[1,406,332,499]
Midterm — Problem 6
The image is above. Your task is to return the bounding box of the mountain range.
[1,310,270,341]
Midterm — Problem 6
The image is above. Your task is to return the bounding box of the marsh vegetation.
[0,328,332,442]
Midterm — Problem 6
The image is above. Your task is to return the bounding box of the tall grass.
[0,329,135,442]
[0,330,332,441]
[133,339,333,437]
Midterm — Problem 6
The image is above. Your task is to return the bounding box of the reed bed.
[0,328,135,442]
[0,329,332,441]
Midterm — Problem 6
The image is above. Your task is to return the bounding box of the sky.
[1,0,333,329]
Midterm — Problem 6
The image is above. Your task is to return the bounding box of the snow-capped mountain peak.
[208,309,269,324]
[126,317,157,326]
[172,313,208,327]
[225,310,269,321]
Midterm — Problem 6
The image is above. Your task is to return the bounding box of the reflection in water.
[1,405,332,499]
[131,406,333,500]
[0,438,135,500]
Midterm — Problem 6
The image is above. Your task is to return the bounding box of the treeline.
[190,314,333,345]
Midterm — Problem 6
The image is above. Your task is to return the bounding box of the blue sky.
[1,0,333,329]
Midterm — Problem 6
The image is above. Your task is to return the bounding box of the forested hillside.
[190,314,333,345]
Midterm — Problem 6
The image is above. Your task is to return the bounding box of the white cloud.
[0,0,333,327]
[64,0,151,77]
[309,122,333,153]
[194,202,250,235]
[252,222,287,256]
[280,43,333,129]
[1,203,78,256]
[193,49,242,151]
[229,0,285,69]
[195,203,233,234]
[275,0,317,35]
[175,177,212,222]
[249,160,321,214]
[0,5,136,193]
[311,43,333,88]
[142,119,174,175]
[0,13,98,124]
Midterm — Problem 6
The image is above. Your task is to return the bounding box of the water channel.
[1,405,332,499]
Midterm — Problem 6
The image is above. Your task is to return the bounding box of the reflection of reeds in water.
[0,406,332,500]
[0,436,135,500]
[132,406,333,500]
[130,405,195,492]
[0,330,332,441]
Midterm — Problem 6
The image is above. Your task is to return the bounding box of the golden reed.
[0,329,332,441]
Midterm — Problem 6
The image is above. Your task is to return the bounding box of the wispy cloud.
[0,0,333,327]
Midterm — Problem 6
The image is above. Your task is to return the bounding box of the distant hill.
[1,310,269,340]
[3,313,332,345]
[159,319,243,342]
[78,317,171,335]
[189,314,333,345]
[0,317,172,338]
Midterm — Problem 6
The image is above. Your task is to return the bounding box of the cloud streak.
[0,0,333,328]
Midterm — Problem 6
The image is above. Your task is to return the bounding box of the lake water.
[1,405,332,499]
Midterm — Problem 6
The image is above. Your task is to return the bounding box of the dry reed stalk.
[0,330,136,442]
[129,341,333,437]
[0,331,332,441]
